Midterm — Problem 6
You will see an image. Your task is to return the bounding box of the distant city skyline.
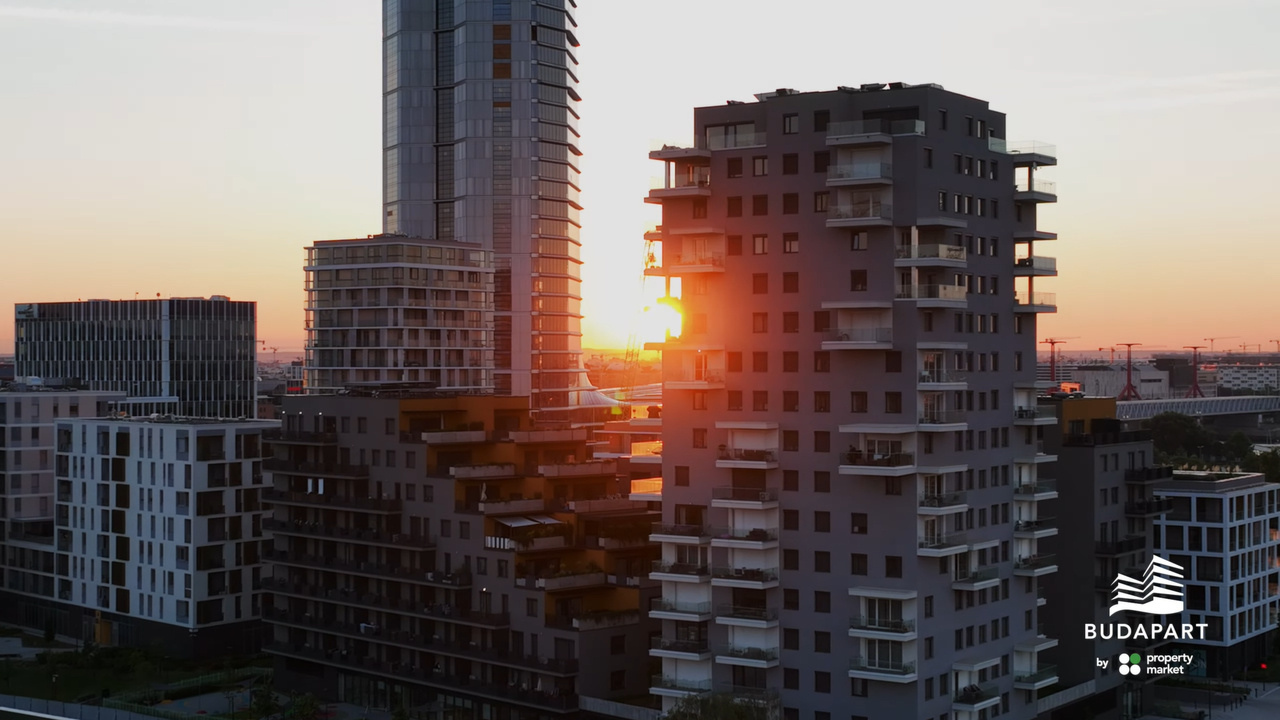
[1,0,1278,354]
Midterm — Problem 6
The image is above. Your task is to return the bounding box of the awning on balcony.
[528,515,564,525]
[494,517,540,528]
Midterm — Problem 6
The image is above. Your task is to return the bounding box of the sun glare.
[641,298,683,342]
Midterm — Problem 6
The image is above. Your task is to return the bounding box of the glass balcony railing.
[1014,407,1056,421]
[849,615,916,633]
[1016,256,1057,271]
[896,244,967,262]
[897,284,967,301]
[710,527,779,542]
[1015,178,1057,195]
[843,451,915,467]
[919,532,966,549]
[650,598,712,615]
[1015,291,1057,308]
[1015,665,1059,684]
[711,486,779,502]
[827,119,926,137]
[650,560,709,576]
[830,203,893,221]
[710,566,780,583]
[650,675,711,693]
[715,644,780,662]
[919,410,967,425]
[919,370,967,384]
[824,327,893,343]
[989,139,1057,159]
[828,163,893,181]
[849,656,916,675]
[1013,479,1057,495]
[717,604,780,622]
[716,449,779,464]
[920,491,967,508]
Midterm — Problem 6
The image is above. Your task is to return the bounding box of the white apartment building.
[48,416,277,656]
[1154,471,1280,675]
[1215,364,1280,393]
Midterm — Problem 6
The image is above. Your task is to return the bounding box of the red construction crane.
[1117,343,1143,400]
[1098,346,1116,363]
[1040,337,1078,383]
[1184,345,1206,398]
[1271,340,1280,353]
[1203,336,1238,352]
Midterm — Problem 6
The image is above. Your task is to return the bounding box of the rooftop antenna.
[1184,345,1205,398]
[1117,343,1143,400]
[1040,337,1077,383]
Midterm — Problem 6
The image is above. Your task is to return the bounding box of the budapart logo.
[1109,555,1185,616]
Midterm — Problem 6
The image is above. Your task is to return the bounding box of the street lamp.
[225,690,237,720]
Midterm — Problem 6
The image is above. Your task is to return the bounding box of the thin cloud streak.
[0,6,317,34]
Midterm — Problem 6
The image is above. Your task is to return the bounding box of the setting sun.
[640,297,683,342]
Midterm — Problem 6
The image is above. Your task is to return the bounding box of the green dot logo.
[1118,653,1142,676]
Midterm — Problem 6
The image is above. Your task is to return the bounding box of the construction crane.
[1098,346,1116,363]
[1039,337,1078,383]
[1239,343,1261,354]
[1184,345,1206,398]
[1203,336,1238,352]
[619,233,663,417]
[1272,340,1280,353]
[1117,343,1143,400]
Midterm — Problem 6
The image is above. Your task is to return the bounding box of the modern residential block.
[644,83,1058,719]
[261,391,659,716]
[15,297,257,419]
[303,236,495,393]
[379,0,590,417]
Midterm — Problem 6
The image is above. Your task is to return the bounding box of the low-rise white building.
[1215,364,1280,393]
[51,415,278,656]
[1154,471,1280,675]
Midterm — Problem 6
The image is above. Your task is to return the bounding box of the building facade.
[304,236,495,393]
[4,417,278,657]
[645,84,1060,719]
[380,0,590,416]
[15,297,257,419]
[1215,363,1280,394]
[262,391,659,718]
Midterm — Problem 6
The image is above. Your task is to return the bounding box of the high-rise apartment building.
[262,391,659,717]
[645,84,1059,719]
[377,0,589,419]
[303,236,495,392]
[11,416,276,657]
[15,297,257,419]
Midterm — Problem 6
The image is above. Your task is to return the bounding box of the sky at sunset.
[1,0,1278,359]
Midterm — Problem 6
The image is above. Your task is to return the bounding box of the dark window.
[814,551,831,573]
[815,672,831,694]
[886,555,903,578]
[753,156,768,176]
[674,466,689,486]
[814,391,830,412]
[752,195,768,215]
[753,391,769,412]
[783,470,799,491]
[752,273,768,294]
[692,428,706,448]
[752,312,768,333]
[753,351,769,372]
[850,392,868,413]
[727,196,743,217]
[851,513,867,534]
[726,352,742,372]
[782,153,799,174]
[885,392,902,413]
[782,193,799,214]
[784,391,799,412]
[814,110,830,131]
[783,272,799,292]
[814,352,830,372]
[782,429,798,450]
[851,553,868,575]
[784,589,799,610]
[815,511,831,532]
[727,235,742,255]
[814,431,830,452]
[814,591,830,613]
[814,151,830,173]
[850,269,868,291]
[727,157,743,178]
[885,351,902,373]
[783,351,799,372]
[727,391,742,411]
[610,635,626,655]
[692,198,707,218]
[784,668,799,690]
[783,509,799,530]
[813,311,831,332]
[783,549,799,570]
[782,114,799,134]
[814,471,830,492]
[813,191,829,212]
[924,147,933,168]
[783,312,799,333]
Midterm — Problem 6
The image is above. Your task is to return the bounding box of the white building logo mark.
[1109,555,1185,616]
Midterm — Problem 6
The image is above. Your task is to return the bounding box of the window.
[850,269,868,291]
[850,231,867,250]
[782,114,799,134]
[783,312,799,333]
[783,549,799,570]
[885,392,902,414]
[814,591,830,613]
[813,310,831,332]
[886,555,903,578]
[850,391,868,413]
[727,157,743,178]
[692,391,707,410]
[727,196,743,217]
[924,147,933,168]
[814,391,830,412]
[753,234,768,254]
[851,513,867,534]
[753,391,769,412]
[814,471,830,492]
[692,428,707,448]
[752,273,768,294]
[813,150,830,173]
[751,351,769,372]
[783,351,799,372]
[939,108,948,130]
[783,272,799,292]
[610,635,626,655]
[357,417,368,433]
[815,671,831,694]
[783,390,799,412]
[726,390,743,411]
[727,235,742,255]
[814,351,830,372]
[782,429,798,450]
[782,153,799,174]
[784,589,799,610]
[753,156,768,176]
[814,109,829,131]
[752,312,768,332]
[815,511,831,532]
[526,598,538,617]
[813,191,829,212]
[784,668,799,690]
[692,198,707,218]
[884,477,902,495]
[814,431,830,452]
[783,509,799,530]
[752,195,768,215]
[783,470,799,491]
[727,352,742,371]
[782,193,799,214]
[851,553,868,575]
[674,466,690,486]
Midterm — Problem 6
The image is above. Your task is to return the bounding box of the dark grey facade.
[647,84,1059,719]
[382,1,589,413]
[14,298,256,419]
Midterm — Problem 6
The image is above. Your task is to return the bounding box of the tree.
[1146,412,1211,459]
[391,705,410,720]
[284,693,321,720]
[1226,432,1254,464]
[251,685,281,720]
[663,692,777,720]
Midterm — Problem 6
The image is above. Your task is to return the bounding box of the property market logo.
[1109,555,1185,616]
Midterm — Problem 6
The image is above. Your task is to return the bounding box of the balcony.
[848,656,917,683]
[990,140,1057,167]
[647,252,726,277]
[839,450,916,477]
[715,448,779,470]
[1013,661,1054,691]
[478,498,548,515]
[848,616,917,641]
[919,491,968,515]
[710,566,780,589]
[537,572,608,592]
[714,644,780,669]
[264,459,370,479]
[667,368,726,390]
[1015,256,1058,277]
[263,429,338,445]
[1012,479,1058,500]
[895,244,967,268]
[649,598,713,621]
[263,518,434,549]
[451,463,518,480]
[1014,291,1057,313]
[650,675,711,699]
[1013,517,1058,540]
[917,532,968,557]
[262,550,457,588]
[649,523,711,545]
[406,429,488,444]
[952,566,1000,591]
[262,488,400,514]
[827,163,893,187]
[1126,466,1175,484]
[918,409,968,431]
[954,683,1001,712]
[896,284,967,308]
[1013,554,1058,577]
[650,560,711,582]
[647,169,711,202]
[1096,536,1147,556]
[539,460,617,478]
[260,580,504,629]
[822,327,893,351]
[918,370,968,389]
[710,485,779,509]
[1013,406,1057,426]
[715,604,780,628]
[649,636,712,661]
[710,526,779,550]
[826,118,925,146]
[1014,178,1057,203]
[1125,498,1174,517]
[827,202,893,228]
